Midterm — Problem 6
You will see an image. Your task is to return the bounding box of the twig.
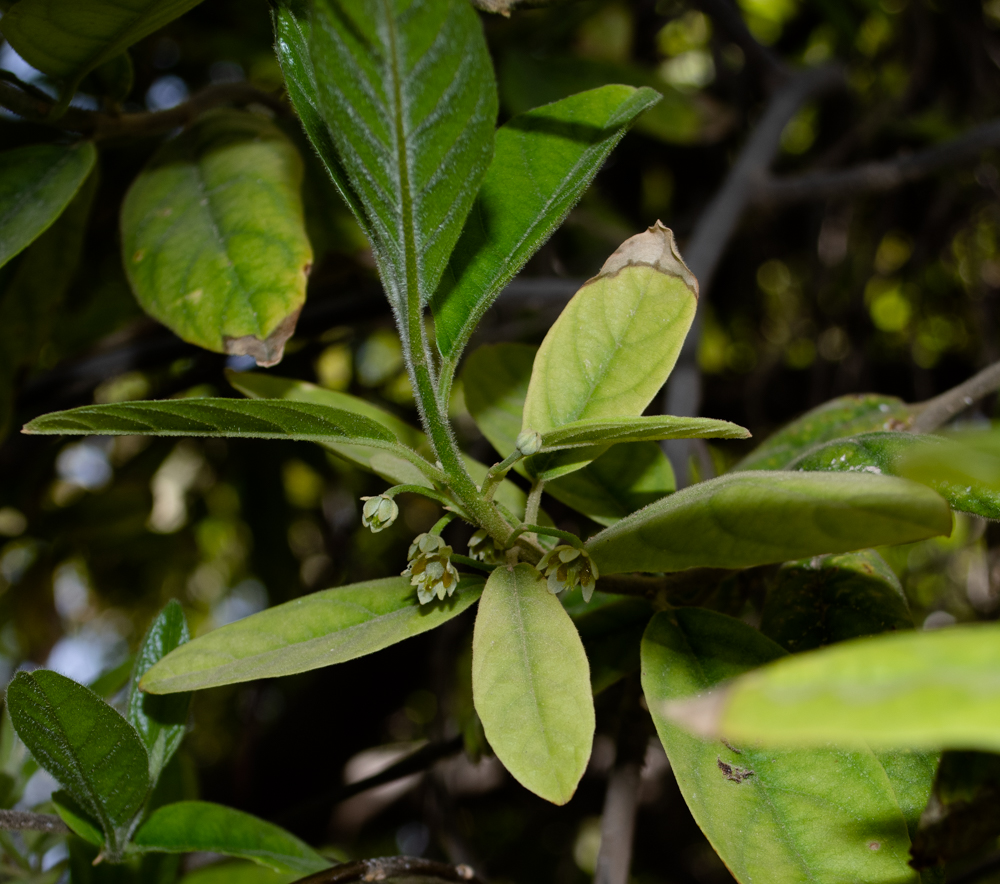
[911,359,1000,433]
[690,0,789,90]
[755,119,1000,207]
[0,810,68,834]
[290,856,484,884]
[0,78,289,139]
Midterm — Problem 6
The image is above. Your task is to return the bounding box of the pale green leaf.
[6,670,149,854]
[0,0,203,93]
[432,85,661,361]
[586,471,952,574]
[0,143,96,269]
[120,110,312,367]
[641,608,919,884]
[668,622,1000,752]
[128,601,190,783]
[472,564,594,805]
[537,414,749,451]
[897,427,1000,515]
[308,0,497,312]
[132,801,329,874]
[142,576,483,694]
[52,790,103,847]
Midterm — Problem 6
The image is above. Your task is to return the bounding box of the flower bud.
[515,429,543,457]
[361,494,399,533]
[403,533,460,604]
[467,528,505,566]
[537,545,599,602]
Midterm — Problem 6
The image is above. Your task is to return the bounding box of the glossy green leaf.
[0,0,202,93]
[735,394,913,471]
[523,222,697,436]
[432,85,661,361]
[668,622,1000,751]
[121,110,311,367]
[128,601,190,782]
[472,564,594,805]
[761,550,913,653]
[143,576,483,694]
[6,670,149,854]
[789,431,1000,519]
[307,0,496,313]
[641,608,919,884]
[586,471,952,575]
[0,143,97,269]
[537,414,749,451]
[132,801,329,874]
[499,49,711,145]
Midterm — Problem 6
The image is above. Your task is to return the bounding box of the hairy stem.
[524,478,545,527]
[0,810,69,834]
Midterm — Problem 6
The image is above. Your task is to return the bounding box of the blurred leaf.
[537,414,749,451]
[574,596,651,694]
[121,110,311,367]
[587,471,952,574]
[472,564,594,805]
[128,601,190,783]
[142,576,484,693]
[0,142,96,268]
[432,85,661,361]
[641,608,919,884]
[52,790,104,847]
[761,550,913,653]
[6,670,149,856]
[735,394,913,471]
[304,0,496,314]
[667,622,1000,752]
[0,0,203,94]
[499,50,719,145]
[180,861,302,884]
[789,431,1000,519]
[131,801,329,874]
[897,428,1000,517]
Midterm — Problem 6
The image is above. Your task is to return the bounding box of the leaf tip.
[223,307,302,368]
[599,221,699,298]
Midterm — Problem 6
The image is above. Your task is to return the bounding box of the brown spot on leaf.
[223,307,301,368]
[717,757,754,784]
[868,841,881,851]
[721,739,741,754]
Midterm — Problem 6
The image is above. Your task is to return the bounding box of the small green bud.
[403,533,460,604]
[515,429,543,457]
[361,494,399,533]
[537,545,599,602]
[468,528,505,566]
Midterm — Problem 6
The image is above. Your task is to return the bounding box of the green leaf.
[537,414,749,451]
[574,597,651,694]
[0,0,203,95]
[472,564,594,805]
[667,622,1000,751]
[641,607,919,884]
[0,143,97,269]
[760,550,913,654]
[142,576,483,694]
[735,394,913,471]
[5,670,149,855]
[432,85,661,361]
[523,222,697,435]
[307,0,497,313]
[120,110,312,367]
[586,471,952,575]
[789,431,1000,519]
[52,790,104,847]
[461,342,536,460]
[128,601,191,783]
[131,801,329,875]
[180,861,302,884]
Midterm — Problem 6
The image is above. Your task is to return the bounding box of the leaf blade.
[537,414,749,451]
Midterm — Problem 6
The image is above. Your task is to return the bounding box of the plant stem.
[524,478,545,526]
[0,810,68,834]
[480,449,524,502]
[290,857,483,884]
[505,524,582,550]
[911,358,1000,433]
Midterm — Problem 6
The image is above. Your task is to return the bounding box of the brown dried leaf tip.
[597,220,698,297]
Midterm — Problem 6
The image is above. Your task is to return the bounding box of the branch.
[0,78,289,139]
[0,810,68,834]
[754,118,1000,207]
[290,857,483,884]
[911,359,1000,433]
[689,0,789,90]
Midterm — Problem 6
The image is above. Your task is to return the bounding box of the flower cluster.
[537,545,599,602]
[361,494,398,533]
[467,528,506,566]
[403,533,460,604]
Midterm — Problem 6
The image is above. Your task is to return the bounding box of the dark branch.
[0,809,69,834]
[690,0,789,90]
[755,118,1000,207]
[290,857,484,884]
[0,78,289,139]
[911,358,1000,433]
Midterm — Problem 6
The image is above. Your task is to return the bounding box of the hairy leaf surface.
[472,564,594,805]
[586,471,952,574]
[121,110,311,366]
[537,414,749,451]
[641,608,919,884]
[0,143,96,268]
[432,85,660,360]
[143,577,483,693]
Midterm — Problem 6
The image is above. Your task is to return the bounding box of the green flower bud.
[403,533,460,604]
[537,545,599,602]
[467,528,506,566]
[515,429,543,457]
[361,494,399,533]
